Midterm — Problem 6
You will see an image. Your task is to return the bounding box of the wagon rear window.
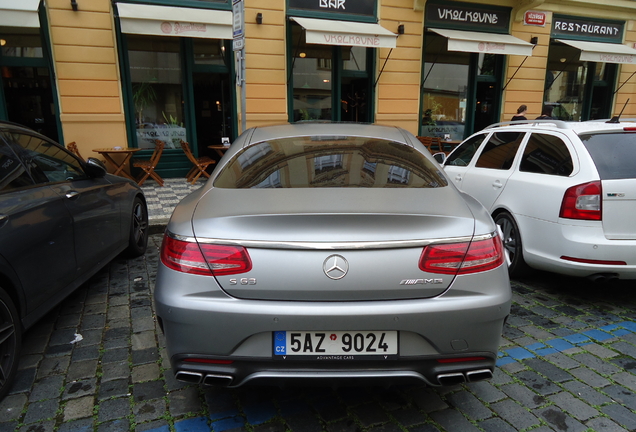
[213,136,448,189]
[579,132,636,180]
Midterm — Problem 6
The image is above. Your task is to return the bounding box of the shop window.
[289,23,372,123]
[544,41,616,121]
[193,39,226,66]
[127,35,186,149]
[0,29,43,58]
[291,24,333,122]
[420,33,469,141]
[1,26,58,141]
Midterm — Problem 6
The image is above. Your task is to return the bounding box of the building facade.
[2,0,636,178]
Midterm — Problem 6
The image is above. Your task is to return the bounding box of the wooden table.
[208,145,231,157]
[93,147,142,180]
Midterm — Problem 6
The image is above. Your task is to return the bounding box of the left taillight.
[419,235,504,275]
[160,233,252,276]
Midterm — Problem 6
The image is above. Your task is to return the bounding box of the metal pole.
[241,48,246,133]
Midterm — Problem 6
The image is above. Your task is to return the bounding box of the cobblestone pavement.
[3,234,636,432]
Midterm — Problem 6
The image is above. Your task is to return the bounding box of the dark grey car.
[0,121,149,398]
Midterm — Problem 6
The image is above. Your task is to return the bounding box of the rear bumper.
[521,216,636,279]
[170,354,496,387]
[154,263,511,387]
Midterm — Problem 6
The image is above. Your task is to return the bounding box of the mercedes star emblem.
[323,254,349,280]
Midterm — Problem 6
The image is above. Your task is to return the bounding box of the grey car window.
[520,133,573,176]
[445,134,487,167]
[580,132,636,180]
[214,136,448,189]
[8,132,85,184]
[0,139,34,193]
[475,131,525,170]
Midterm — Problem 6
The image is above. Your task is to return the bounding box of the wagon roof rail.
[484,119,571,130]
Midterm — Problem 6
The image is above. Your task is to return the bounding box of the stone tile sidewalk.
[2,234,636,431]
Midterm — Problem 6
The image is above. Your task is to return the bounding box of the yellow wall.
[244,0,289,128]
[505,14,552,121]
[376,0,424,135]
[41,0,636,160]
[46,0,127,161]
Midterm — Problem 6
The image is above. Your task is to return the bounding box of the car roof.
[484,119,634,136]
[247,122,410,145]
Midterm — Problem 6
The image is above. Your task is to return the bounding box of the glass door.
[0,26,59,141]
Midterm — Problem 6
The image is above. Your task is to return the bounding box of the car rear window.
[579,132,636,180]
[213,136,448,189]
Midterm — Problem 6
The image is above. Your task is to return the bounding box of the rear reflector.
[437,356,487,363]
[623,127,636,132]
[561,256,626,265]
[161,233,252,276]
[183,358,234,364]
[419,235,504,275]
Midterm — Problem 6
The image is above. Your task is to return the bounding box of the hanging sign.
[425,0,510,34]
[524,11,546,27]
[288,0,375,19]
[232,0,244,51]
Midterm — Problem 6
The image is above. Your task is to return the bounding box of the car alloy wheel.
[0,288,21,400]
[124,196,149,257]
[494,212,530,278]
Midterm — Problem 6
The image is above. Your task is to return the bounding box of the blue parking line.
[175,417,209,432]
[497,320,632,367]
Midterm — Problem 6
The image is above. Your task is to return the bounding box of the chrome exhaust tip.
[203,374,233,387]
[466,369,493,382]
[437,372,466,386]
[175,371,203,384]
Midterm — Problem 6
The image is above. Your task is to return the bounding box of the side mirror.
[433,152,446,164]
[85,157,107,178]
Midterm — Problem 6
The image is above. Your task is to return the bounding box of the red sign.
[525,11,546,26]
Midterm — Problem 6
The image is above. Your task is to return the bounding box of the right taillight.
[419,235,504,275]
[161,233,252,276]
[559,181,602,221]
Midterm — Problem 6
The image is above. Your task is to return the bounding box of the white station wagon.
[442,119,636,281]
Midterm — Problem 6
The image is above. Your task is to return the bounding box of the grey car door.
[0,134,76,313]
[11,134,124,278]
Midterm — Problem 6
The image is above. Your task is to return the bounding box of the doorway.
[193,72,232,157]
[0,25,60,142]
[474,81,498,132]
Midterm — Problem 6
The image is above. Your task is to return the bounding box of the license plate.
[273,331,398,360]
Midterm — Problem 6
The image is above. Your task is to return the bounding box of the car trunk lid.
[602,179,636,240]
[191,188,478,301]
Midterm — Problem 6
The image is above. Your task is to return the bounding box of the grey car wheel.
[0,288,20,400]
[123,196,149,258]
[495,212,531,278]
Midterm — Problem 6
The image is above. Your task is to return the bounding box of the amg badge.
[400,278,443,285]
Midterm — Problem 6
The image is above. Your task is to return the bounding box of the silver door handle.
[454,175,462,181]
[493,180,503,189]
[65,191,80,199]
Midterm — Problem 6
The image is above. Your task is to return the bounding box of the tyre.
[494,212,531,278]
[123,196,149,258]
[0,287,21,400]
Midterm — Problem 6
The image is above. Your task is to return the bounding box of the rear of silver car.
[154,124,511,387]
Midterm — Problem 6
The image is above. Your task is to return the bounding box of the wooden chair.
[416,136,447,155]
[181,140,215,184]
[133,140,165,186]
[67,142,84,160]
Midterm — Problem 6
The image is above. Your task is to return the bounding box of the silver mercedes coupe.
[154,123,511,388]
